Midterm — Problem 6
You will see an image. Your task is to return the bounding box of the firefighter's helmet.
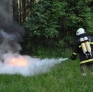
[76,28,85,36]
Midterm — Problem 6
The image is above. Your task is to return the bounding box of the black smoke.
[0,0,25,55]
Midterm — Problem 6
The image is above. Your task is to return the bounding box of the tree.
[12,0,19,23]
[0,0,10,22]
[22,0,26,22]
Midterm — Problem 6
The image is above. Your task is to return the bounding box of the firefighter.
[70,28,93,76]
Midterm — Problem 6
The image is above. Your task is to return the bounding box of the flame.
[7,57,28,67]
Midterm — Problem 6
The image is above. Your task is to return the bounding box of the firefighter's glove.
[70,54,77,60]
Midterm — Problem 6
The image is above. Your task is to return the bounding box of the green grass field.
[0,59,93,92]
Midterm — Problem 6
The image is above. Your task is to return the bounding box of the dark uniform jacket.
[72,33,93,64]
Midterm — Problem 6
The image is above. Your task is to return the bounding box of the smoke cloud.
[0,26,68,76]
[0,0,68,76]
[0,27,68,76]
[0,53,68,76]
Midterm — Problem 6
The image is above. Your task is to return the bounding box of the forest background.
[3,0,93,57]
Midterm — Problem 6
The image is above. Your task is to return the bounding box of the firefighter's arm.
[70,52,77,60]
[70,40,79,60]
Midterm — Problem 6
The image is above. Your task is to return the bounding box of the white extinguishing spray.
[80,36,92,58]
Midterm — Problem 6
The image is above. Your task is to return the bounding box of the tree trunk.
[12,0,19,23]
[19,0,22,24]
[22,0,26,23]
[0,0,10,22]
[5,0,9,22]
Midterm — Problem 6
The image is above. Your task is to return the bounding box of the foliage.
[22,0,93,55]
[60,0,93,33]
[23,0,67,54]
[24,0,63,38]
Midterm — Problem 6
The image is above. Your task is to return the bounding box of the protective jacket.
[72,33,93,64]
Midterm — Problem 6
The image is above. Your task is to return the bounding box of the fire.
[7,57,28,67]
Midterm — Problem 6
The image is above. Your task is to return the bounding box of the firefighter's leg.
[88,62,93,74]
[80,64,87,76]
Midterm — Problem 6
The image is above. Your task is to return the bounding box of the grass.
[0,59,93,92]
